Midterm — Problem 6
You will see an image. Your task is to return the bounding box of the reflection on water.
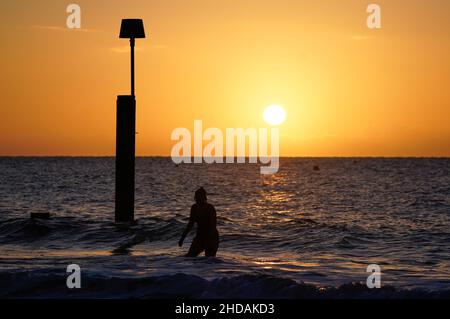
[0,157,450,292]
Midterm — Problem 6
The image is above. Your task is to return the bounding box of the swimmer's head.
[195,187,207,204]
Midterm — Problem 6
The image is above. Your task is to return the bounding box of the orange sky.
[0,0,449,156]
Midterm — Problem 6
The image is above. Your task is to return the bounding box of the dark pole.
[130,38,135,96]
[115,19,145,223]
[115,95,136,223]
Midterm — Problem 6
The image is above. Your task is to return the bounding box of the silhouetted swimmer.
[178,187,219,257]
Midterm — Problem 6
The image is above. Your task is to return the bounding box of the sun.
[263,105,286,126]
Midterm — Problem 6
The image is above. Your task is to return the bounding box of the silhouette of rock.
[30,212,50,219]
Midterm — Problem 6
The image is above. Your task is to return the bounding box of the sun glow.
[263,105,286,126]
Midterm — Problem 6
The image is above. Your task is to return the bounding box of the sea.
[0,157,449,298]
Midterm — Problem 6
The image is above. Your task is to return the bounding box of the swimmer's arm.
[178,206,195,247]
[210,205,217,235]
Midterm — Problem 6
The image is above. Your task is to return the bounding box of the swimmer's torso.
[191,203,218,239]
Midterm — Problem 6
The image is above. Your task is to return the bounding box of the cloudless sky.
[0,0,449,156]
